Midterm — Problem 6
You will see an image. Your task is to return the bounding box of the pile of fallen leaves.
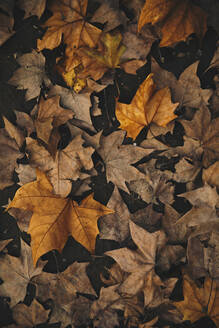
[0,0,219,327]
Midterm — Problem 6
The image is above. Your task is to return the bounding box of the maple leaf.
[33,262,96,304]
[151,59,212,109]
[128,159,174,205]
[91,0,127,32]
[106,221,176,307]
[138,0,207,47]
[48,84,94,129]
[76,31,126,81]
[18,0,46,18]
[0,1,14,46]
[173,273,219,326]
[116,73,178,139]
[99,186,131,243]
[0,239,45,306]
[9,50,51,101]
[180,105,219,167]
[50,294,92,328]
[37,0,102,60]
[85,130,149,192]
[203,162,219,189]
[12,299,49,328]
[90,285,124,328]
[7,170,114,265]
[0,128,23,190]
[26,135,94,197]
[34,95,74,147]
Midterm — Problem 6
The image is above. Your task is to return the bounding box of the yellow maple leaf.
[173,274,219,326]
[138,0,207,47]
[116,73,178,139]
[67,31,127,81]
[7,170,114,266]
[37,0,102,57]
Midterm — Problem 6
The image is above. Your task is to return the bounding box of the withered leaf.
[116,73,178,139]
[106,221,172,306]
[33,262,96,304]
[77,31,126,81]
[95,130,150,192]
[7,170,113,265]
[12,299,49,328]
[18,0,46,18]
[0,128,23,190]
[26,135,94,197]
[173,273,219,326]
[151,59,212,108]
[50,294,92,328]
[138,0,207,47]
[9,50,51,101]
[90,285,124,328]
[48,84,93,128]
[99,186,131,243]
[91,0,127,32]
[180,104,219,167]
[34,95,74,146]
[0,239,45,306]
[203,161,219,189]
[37,0,102,61]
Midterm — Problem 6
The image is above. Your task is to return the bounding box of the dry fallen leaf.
[99,186,131,243]
[0,1,14,46]
[34,95,74,146]
[0,239,45,306]
[203,161,219,189]
[12,299,49,328]
[37,0,102,63]
[0,128,23,190]
[26,135,94,197]
[180,104,219,168]
[138,0,207,47]
[33,262,96,304]
[93,130,150,192]
[151,59,212,108]
[116,73,178,139]
[173,273,219,326]
[106,221,174,307]
[48,84,93,129]
[9,50,51,101]
[76,31,126,81]
[7,170,114,265]
[18,0,46,18]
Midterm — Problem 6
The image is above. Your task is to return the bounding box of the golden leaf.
[138,0,207,47]
[70,31,126,81]
[7,170,114,266]
[116,73,178,139]
[37,0,102,57]
[173,274,219,326]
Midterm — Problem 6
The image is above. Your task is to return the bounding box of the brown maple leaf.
[26,135,94,197]
[173,273,219,326]
[138,0,207,47]
[9,50,51,101]
[34,95,74,147]
[116,73,178,139]
[7,170,114,265]
[12,299,49,328]
[106,221,177,307]
[37,0,102,61]
[0,239,45,306]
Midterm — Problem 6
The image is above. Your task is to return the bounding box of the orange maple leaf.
[37,0,102,58]
[7,170,114,266]
[173,274,219,326]
[116,73,178,139]
[138,0,207,47]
